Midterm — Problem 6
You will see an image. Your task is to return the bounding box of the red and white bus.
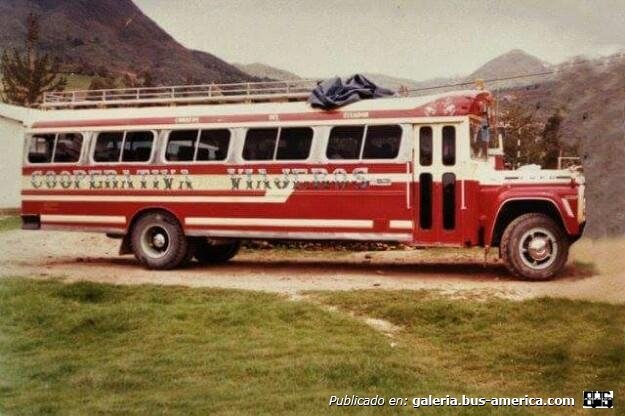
[21,81,585,279]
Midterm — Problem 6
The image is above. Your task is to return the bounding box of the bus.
[21,80,585,280]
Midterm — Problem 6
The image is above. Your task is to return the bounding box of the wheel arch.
[489,198,566,247]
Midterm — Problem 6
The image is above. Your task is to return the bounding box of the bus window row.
[26,123,412,165]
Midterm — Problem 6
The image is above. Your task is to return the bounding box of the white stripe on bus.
[185,229,413,242]
[185,217,374,229]
[41,215,126,224]
[389,220,413,230]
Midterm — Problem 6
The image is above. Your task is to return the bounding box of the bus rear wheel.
[500,213,569,280]
[130,212,189,270]
[193,239,240,264]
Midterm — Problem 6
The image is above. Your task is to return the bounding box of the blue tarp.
[308,74,394,110]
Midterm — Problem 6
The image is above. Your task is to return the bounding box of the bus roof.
[30,89,491,130]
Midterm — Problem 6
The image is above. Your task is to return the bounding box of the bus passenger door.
[413,124,463,245]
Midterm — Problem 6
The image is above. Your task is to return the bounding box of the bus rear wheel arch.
[130,211,189,270]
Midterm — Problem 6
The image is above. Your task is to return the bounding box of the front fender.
[484,187,581,246]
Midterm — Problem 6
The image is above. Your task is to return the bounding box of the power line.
[404,53,624,94]
[407,70,553,93]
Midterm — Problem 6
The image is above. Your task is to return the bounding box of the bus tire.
[194,239,240,264]
[130,212,189,270]
[500,213,569,280]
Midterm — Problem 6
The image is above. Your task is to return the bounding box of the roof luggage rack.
[41,79,324,109]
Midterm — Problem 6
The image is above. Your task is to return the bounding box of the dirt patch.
[362,317,401,336]
[0,229,623,303]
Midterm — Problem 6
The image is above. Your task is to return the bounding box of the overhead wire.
[403,53,623,94]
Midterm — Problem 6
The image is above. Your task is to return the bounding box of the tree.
[500,104,543,168]
[540,109,580,169]
[141,71,154,88]
[500,105,581,169]
[88,76,116,90]
[121,74,135,88]
[121,71,155,88]
[0,13,66,106]
[540,109,563,169]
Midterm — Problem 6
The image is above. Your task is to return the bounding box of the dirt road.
[0,229,623,303]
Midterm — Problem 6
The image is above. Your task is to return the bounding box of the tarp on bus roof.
[308,74,394,110]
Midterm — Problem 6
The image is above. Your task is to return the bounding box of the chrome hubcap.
[152,233,167,249]
[519,227,558,270]
[527,237,549,261]
[141,225,170,259]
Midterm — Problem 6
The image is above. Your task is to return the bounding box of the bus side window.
[53,133,83,163]
[94,132,124,162]
[326,126,364,160]
[243,128,278,160]
[362,125,402,159]
[122,131,154,162]
[419,126,432,166]
[442,126,455,166]
[197,129,230,161]
[166,130,199,161]
[276,127,313,160]
[27,134,56,163]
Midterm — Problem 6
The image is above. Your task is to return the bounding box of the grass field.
[0,279,622,415]
[0,216,20,233]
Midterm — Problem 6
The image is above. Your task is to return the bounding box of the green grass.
[312,291,625,412]
[0,216,20,233]
[0,279,623,415]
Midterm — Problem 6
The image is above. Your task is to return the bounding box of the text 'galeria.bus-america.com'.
[21,84,585,279]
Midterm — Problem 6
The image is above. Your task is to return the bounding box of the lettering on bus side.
[30,169,193,191]
[29,167,374,192]
[226,167,370,191]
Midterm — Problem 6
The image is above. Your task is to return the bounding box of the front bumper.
[570,221,586,243]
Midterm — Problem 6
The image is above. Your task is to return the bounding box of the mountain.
[372,50,553,93]
[499,52,625,237]
[402,49,554,93]
[240,50,552,93]
[233,63,301,81]
[0,0,254,84]
[469,49,550,80]
[361,73,421,90]
[229,66,420,89]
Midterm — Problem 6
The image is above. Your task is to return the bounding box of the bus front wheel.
[130,212,189,270]
[500,213,569,280]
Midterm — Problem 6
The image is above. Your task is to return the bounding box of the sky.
[133,0,625,81]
